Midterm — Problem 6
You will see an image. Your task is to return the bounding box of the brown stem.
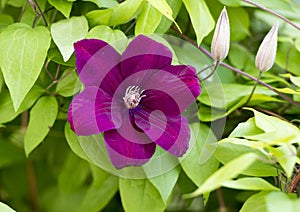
[31,0,48,27]
[45,69,75,92]
[217,188,226,212]
[45,60,55,81]
[26,160,40,211]
[171,26,300,108]
[254,107,290,122]
[242,0,300,31]
[22,112,40,211]
[289,172,300,194]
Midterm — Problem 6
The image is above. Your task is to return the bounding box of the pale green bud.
[211,7,230,63]
[255,22,279,72]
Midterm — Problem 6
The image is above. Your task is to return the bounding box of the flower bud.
[255,22,279,72]
[211,7,230,63]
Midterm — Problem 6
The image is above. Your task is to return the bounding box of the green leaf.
[148,0,180,32]
[47,48,76,67]
[0,23,51,110]
[0,14,14,31]
[83,0,118,8]
[227,7,249,41]
[48,0,73,18]
[64,123,91,162]
[290,75,300,87]
[56,69,82,97]
[24,96,58,156]
[0,202,15,212]
[199,83,274,109]
[87,25,128,53]
[147,166,180,204]
[80,165,119,211]
[269,144,297,178]
[78,133,147,178]
[240,191,269,212]
[119,178,166,212]
[154,0,182,34]
[228,43,254,70]
[0,71,3,93]
[86,0,144,27]
[51,16,89,62]
[182,0,214,45]
[58,152,90,193]
[245,108,300,145]
[184,153,258,198]
[222,177,279,191]
[229,117,264,138]
[252,0,292,11]
[213,140,277,176]
[135,2,162,34]
[266,192,300,212]
[6,0,23,7]
[295,37,300,53]
[276,42,300,76]
[0,138,25,168]
[180,123,219,186]
[198,94,281,122]
[218,0,242,7]
[0,86,44,124]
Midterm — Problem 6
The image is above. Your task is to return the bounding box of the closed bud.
[255,22,279,72]
[211,7,230,63]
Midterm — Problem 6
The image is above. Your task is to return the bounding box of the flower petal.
[68,86,122,136]
[139,89,180,116]
[162,65,201,99]
[104,112,156,169]
[74,39,122,90]
[134,108,190,157]
[122,66,200,112]
[120,35,172,78]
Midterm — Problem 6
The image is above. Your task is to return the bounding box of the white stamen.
[123,85,146,109]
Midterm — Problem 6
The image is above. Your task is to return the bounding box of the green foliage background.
[1,0,300,211]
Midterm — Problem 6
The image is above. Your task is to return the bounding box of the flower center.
[123,86,146,109]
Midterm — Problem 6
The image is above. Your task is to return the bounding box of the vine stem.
[200,61,220,81]
[22,112,40,211]
[242,0,300,31]
[217,188,226,212]
[289,172,300,194]
[171,26,300,107]
[31,0,48,27]
[245,70,262,105]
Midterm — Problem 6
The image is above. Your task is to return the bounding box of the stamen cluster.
[123,86,146,109]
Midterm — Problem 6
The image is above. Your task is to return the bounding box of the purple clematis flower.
[68,35,201,169]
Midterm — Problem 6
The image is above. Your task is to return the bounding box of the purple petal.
[104,112,156,169]
[120,35,172,79]
[121,67,200,112]
[68,86,122,136]
[162,65,201,99]
[74,39,123,93]
[139,90,180,116]
[134,108,190,157]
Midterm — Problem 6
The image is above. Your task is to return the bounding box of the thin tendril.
[197,64,214,76]
[200,61,220,81]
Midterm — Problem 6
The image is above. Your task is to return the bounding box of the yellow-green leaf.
[24,96,58,156]
[0,23,51,110]
[182,0,215,45]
